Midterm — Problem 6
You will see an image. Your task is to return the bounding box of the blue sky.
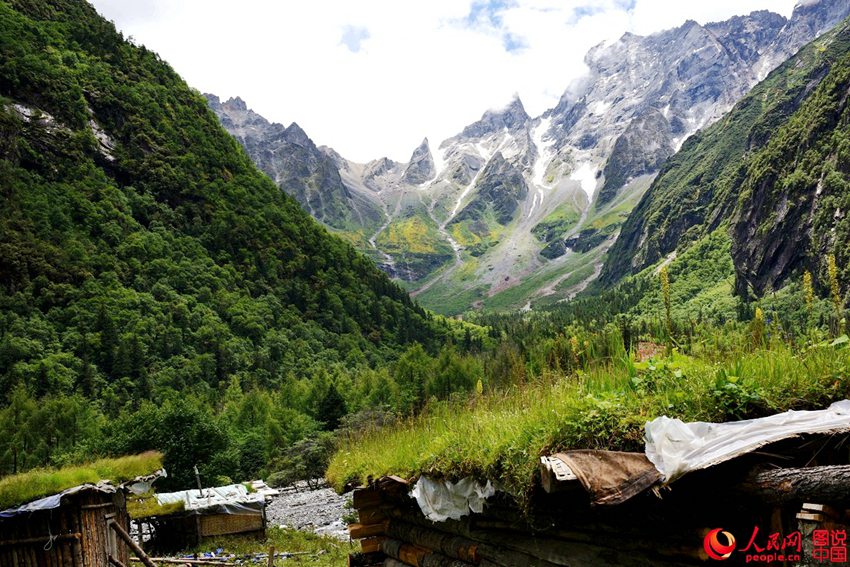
[91,0,799,162]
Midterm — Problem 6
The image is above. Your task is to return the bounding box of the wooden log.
[130,559,237,566]
[386,520,479,564]
[107,521,156,567]
[354,490,384,510]
[0,534,82,547]
[385,505,701,567]
[737,465,850,504]
[350,521,389,539]
[384,508,561,567]
[381,538,472,567]
[384,559,411,567]
[358,507,389,525]
[361,536,387,554]
[72,512,84,567]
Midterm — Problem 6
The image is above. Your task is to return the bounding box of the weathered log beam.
[350,521,389,539]
[0,533,81,547]
[386,520,479,564]
[381,538,473,567]
[362,536,388,554]
[107,520,157,567]
[737,465,850,504]
[354,489,385,509]
[385,506,701,566]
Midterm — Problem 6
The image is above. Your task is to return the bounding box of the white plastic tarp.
[645,399,850,483]
[156,483,265,515]
[410,476,495,522]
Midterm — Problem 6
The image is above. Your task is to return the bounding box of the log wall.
[345,475,772,567]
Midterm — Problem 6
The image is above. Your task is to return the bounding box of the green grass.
[327,341,850,501]
[126,491,185,519]
[531,202,581,242]
[0,452,163,510]
[416,280,488,316]
[376,215,452,256]
[184,527,352,566]
[483,246,605,313]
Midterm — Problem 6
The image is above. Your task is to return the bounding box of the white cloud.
[90,0,798,162]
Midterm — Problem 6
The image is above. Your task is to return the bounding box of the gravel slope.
[265,481,350,540]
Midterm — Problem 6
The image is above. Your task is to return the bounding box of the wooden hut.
[131,484,267,552]
[0,484,133,567]
[345,405,850,567]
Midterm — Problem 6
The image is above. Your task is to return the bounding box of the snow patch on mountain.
[531,117,555,188]
[570,162,598,198]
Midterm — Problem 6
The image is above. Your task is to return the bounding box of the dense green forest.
[0,0,490,489]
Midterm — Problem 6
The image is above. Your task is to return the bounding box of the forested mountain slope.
[0,0,440,410]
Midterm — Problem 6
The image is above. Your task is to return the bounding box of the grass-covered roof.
[0,451,163,510]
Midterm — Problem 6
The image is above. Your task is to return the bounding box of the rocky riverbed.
[265,481,350,540]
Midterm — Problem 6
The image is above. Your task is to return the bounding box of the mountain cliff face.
[451,152,528,227]
[601,16,850,298]
[211,0,850,314]
[544,3,850,209]
[401,138,435,185]
[205,95,382,231]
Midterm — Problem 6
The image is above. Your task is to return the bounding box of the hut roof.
[0,482,118,518]
[0,452,164,513]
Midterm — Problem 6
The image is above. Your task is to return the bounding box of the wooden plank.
[802,503,841,518]
[796,512,825,522]
[381,538,473,567]
[538,457,578,494]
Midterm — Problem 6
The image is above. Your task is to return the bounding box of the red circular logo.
[704,528,736,560]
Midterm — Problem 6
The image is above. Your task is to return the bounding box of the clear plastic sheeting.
[156,483,265,515]
[410,476,494,522]
[645,400,850,483]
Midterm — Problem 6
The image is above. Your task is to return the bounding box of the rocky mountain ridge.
[209,0,850,314]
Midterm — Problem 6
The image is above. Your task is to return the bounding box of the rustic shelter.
[0,483,141,567]
[132,483,267,552]
[346,403,850,566]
